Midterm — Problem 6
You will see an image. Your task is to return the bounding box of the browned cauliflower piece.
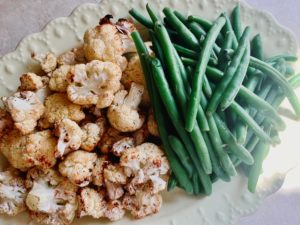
[41,93,85,128]
[49,65,72,92]
[66,60,121,108]
[83,16,136,71]
[77,187,106,219]
[54,118,83,158]
[2,91,45,134]
[133,123,150,145]
[92,157,109,187]
[59,151,97,187]
[120,143,169,195]
[0,108,13,138]
[107,82,145,132]
[25,168,78,225]
[19,73,44,91]
[32,52,57,73]
[80,121,104,152]
[0,129,57,171]
[123,191,162,219]
[105,181,124,201]
[104,165,127,185]
[57,47,86,65]
[147,110,159,137]
[98,127,128,154]
[111,137,135,156]
[104,200,125,221]
[0,169,27,216]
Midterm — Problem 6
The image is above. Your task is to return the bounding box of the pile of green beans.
[130,3,300,195]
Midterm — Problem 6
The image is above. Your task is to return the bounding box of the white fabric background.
[0,0,299,224]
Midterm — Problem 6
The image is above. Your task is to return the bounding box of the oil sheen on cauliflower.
[2,91,45,134]
[66,60,122,108]
[19,73,44,91]
[108,82,145,132]
[0,169,27,216]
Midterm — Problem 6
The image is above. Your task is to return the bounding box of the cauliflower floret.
[98,127,128,154]
[19,73,44,91]
[57,47,86,65]
[2,91,45,134]
[66,60,121,108]
[120,143,169,195]
[0,130,57,171]
[59,151,97,187]
[111,137,135,156]
[54,118,83,158]
[80,121,104,152]
[133,123,150,145]
[104,200,125,221]
[0,108,13,138]
[107,82,145,132]
[147,110,159,137]
[49,65,72,92]
[83,16,136,71]
[0,169,27,216]
[26,169,78,225]
[25,168,63,189]
[105,181,124,200]
[41,93,85,128]
[103,165,127,184]
[123,191,162,219]
[32,52,57,73]
[92,157,109,187]
[77,187,106,219]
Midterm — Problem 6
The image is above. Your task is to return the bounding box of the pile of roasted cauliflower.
[0,16,169,225]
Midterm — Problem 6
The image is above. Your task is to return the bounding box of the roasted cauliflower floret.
[49,65,71,92]
[123,191,162,219]
[133,123,150,145]
[54,118,83,158]
[111,137,135,156]
[104,165,127,184]
[147,110,159,137]
[0,130,57,171]
[80,121,104,152]
[66,60,121,108]
[120,143,169,194]
[104,200,125,221]
[105,181,124,200]
[59,151,97,187]
[25,168,63,189]
[0,169,27,216]
[19,73,44,91]
[77,187,106,219]
[108,82,145,132]
[32,52,57,73]
[41,93,85,128]
[98,127,128,154]
[92,157,109,187]
[2,91,45,134]
[26,169,78,225]
[0,108,13,138]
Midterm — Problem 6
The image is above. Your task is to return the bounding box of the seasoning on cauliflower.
[80,121,104,152]
[59,151,97,187]
[0,169,27,216]
[2,91,45,134]
[98,127,128,154]
[83,16,136,71]
[77,187,106,219]
[92,157,109,187]
[105,181,124,200]
[32,52,57,73]
[19,73,44,91]
[104,165,127,184]
[120,143,169,195]
[57,47,86,65]
[66,60,121,108]
[41,93,85,128]
[0,129,57,171]
[26,168,78,225]
[104,200,125,221]
[0,108,13,138]
[49,65,72,92]
[123,191,162,219]
[107,82,145,132]
[54,118,83,158]
[147,110,159,137]
[111,137,135,156]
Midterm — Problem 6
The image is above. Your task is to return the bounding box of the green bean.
[186,16,226,131]
[132,31,194,193]
[174,10,188,24]
[218,31,234,70]
[249,57,300,118]
[174,44,198,59]
[168,135,194,177]
[167,174,178,191]
[151,58,212,194]
[265,55,298,63]
[146,3,160,23]
[248,141,270,193]
[149,31,166,69]
[181,56,218,67]
[192,173,201,195]
[235,121,248,144]
[214,114,254,165]
[251,34,264,60]
[163,8,199,49]
[206,27,251,116]
[188,21,207,37]
[221,12,238,49]
[231,3,242,39]
[289,73,300,88]
[188,15,213,30]
[221,44,251,110]
[129,8,153,28]
[286,65,295,77]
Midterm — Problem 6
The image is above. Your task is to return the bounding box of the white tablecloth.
[0,0,299,224]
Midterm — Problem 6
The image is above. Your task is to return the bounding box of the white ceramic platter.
[0,0,299,225]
